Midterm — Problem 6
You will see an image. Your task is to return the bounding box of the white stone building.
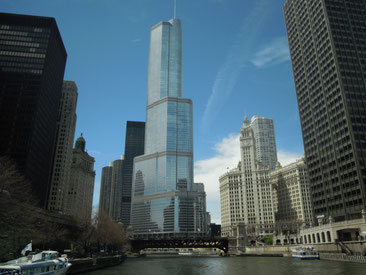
[47,81,78,212]
[219,163,243,236]
[271,159,313,233]
[250,116,277,170]
[240,116,275,235]
[220,116,276,237]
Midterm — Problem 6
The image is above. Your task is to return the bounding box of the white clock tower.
[239,115,275,235]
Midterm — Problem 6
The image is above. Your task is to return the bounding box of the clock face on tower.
[243,139,251,146]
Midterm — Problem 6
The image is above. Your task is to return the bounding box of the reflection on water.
[86,256,366,275]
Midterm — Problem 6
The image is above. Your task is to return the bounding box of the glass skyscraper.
[121,121,145,226]
[131,18,197,237]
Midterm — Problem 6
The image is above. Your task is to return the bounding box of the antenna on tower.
[174,0,177,19]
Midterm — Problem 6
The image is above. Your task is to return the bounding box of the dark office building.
[284,0,366,221]
[121,121,145,226]
[0,13,67,208]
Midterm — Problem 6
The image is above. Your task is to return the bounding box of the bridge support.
[229,222,247,253]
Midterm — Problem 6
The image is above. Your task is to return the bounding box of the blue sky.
[2,0,304,223]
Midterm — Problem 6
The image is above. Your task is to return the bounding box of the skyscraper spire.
[174,0,177,19]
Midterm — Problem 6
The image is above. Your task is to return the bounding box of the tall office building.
[98,122,145,224]
[48,81,78,212]
[131,16,199,237]
[240,116,275,234]
[110,157,124,221]
[64,135,95,221]
[0,13,67,208]
[220,116,276,237]
[99,165,113,215]
[284,0,366,221]
[121,121,145,226]
[251,116,278,170]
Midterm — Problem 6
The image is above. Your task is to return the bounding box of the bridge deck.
[131,238,229,253]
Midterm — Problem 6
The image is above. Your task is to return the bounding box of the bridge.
[130,238,229,253]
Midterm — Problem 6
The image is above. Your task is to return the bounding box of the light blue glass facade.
[131,18,199,236]
[145,99,193,155]
[147,19,182,105]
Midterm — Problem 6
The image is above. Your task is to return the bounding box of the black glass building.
[0,13,67,208]
[121,121,145,226]
[284,0,366,221]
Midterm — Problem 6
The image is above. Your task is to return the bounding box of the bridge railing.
[130,237,229,253]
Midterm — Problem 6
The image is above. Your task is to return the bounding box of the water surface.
[86,256,365,275]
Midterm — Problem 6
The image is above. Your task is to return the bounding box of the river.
[85,255,366,275]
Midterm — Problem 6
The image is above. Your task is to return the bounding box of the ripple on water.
[85,256,366,275]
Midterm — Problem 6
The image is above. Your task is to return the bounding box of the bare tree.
[71,215,96,257]
[0,157,40,261]
[93,211,126,255]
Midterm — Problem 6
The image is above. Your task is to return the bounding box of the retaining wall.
[68,255,124,274]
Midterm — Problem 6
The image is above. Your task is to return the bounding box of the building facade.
[240,116,275,235]
[121,121,145,226]
[64,135,95,221]
[271,159,313,234]
[110,157,124,221]
[131,17,201,237]
[99,165,113,216]
[48,81,78,212]
[192,183,208,234]
[284,0,366,221]
[220,116,276,237]
[250,116,278,170]
[98,121,145,225]
[219,163,243,237]
[0,13,67,208]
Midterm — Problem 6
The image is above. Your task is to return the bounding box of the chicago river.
[86,256,365,275]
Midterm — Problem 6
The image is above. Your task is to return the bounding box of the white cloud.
[194,133,303,224]
[277,150,303,166]
[251,36,290,68]
[88,150,102,156]
[194,134,241,224]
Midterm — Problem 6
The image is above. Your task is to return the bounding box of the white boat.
[178,252,195,256]
[178,249,199,256]
[0,250,71,275]
[292,246,319,260]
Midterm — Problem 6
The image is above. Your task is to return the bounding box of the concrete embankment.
[320,253,366,264]
[67,255,125,274]
[239,245,366,263]
[242,246,291,257]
